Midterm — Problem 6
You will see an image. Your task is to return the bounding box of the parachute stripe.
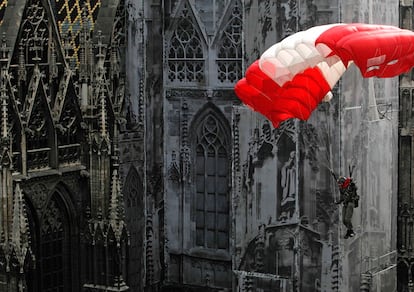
[235,23,414,127]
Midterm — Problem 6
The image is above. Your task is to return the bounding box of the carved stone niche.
[252,121,275,168]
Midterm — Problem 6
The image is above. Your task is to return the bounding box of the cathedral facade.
[0,0,404,291]
[398,1,414,291]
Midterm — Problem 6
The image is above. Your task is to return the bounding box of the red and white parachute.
[235,23,414,127]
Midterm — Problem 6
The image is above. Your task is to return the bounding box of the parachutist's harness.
[331,166,359,207]
[337,178,359,207]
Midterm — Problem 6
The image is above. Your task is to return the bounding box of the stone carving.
[299,122,319,171]
[233,111,241,172]
[280,151,296,218]
[168,150,181,183]
[25,182,49,210]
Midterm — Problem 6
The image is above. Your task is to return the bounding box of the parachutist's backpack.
[347,181,359,207]
[340,178,359,207]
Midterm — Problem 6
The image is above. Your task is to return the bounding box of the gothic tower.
[0,0,132,290]
[143,0,242,290]
[398,1,414,291]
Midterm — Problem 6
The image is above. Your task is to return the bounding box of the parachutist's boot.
[344,229,351,239]
[349,229,355,237]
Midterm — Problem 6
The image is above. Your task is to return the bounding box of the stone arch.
[123,165,145,291]
[27,182,78,292]
[190,102,232,148]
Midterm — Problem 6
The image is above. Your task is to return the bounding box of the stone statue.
[279,151,296,220]
[281,151,296,203]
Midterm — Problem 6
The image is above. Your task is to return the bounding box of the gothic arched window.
[216,0,242,83]
[40,195,71,292]
[167,4,204,83]
[194,111,230,250]
[123,166,144,291]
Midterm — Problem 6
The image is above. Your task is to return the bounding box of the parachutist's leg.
[343,203,355,238]
[343,204,353,229]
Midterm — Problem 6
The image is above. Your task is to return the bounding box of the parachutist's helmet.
[338,176,346,185]
[338,176,352,189]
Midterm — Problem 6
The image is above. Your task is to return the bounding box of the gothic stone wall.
[235,0,398,291]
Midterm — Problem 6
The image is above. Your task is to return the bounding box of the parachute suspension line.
[337,78,344,291]
[324,113,334,172]
[338,0,342,23]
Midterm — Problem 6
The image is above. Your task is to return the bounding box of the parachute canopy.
[235,23,414,127]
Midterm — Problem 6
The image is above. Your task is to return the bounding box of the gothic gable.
[52,70,80,124]
[7,0,73,119]
[10,0,66,67]
[55,76,83,165]
[25,73,56,170]
[167,0,208,45]
[211,0,242,84]
[193,0,230,37]
[211,0,241,45]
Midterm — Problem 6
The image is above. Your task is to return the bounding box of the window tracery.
[123,167,144,290]
[168,4,204,83]
[57,92,81,166]
[194,113,229,250]
[216,1,242,83]
[27,95,52,170]
[40,197,70,292]
[20,1,49,65]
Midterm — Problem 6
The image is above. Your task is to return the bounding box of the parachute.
[235,23,414,127]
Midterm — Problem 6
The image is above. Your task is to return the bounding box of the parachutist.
[332,173,359,239]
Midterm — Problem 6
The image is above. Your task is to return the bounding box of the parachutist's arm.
[335,189,346,205]
[330,169,338,181]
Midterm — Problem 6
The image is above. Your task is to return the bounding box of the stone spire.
[109,165,126,244]
[95,30,106,86]
[0,34,12,243]
[10,182,31,273]
[100,90,108,138]
[17,43,26,83]
[0,33,9,143]
[79,3,92,82]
